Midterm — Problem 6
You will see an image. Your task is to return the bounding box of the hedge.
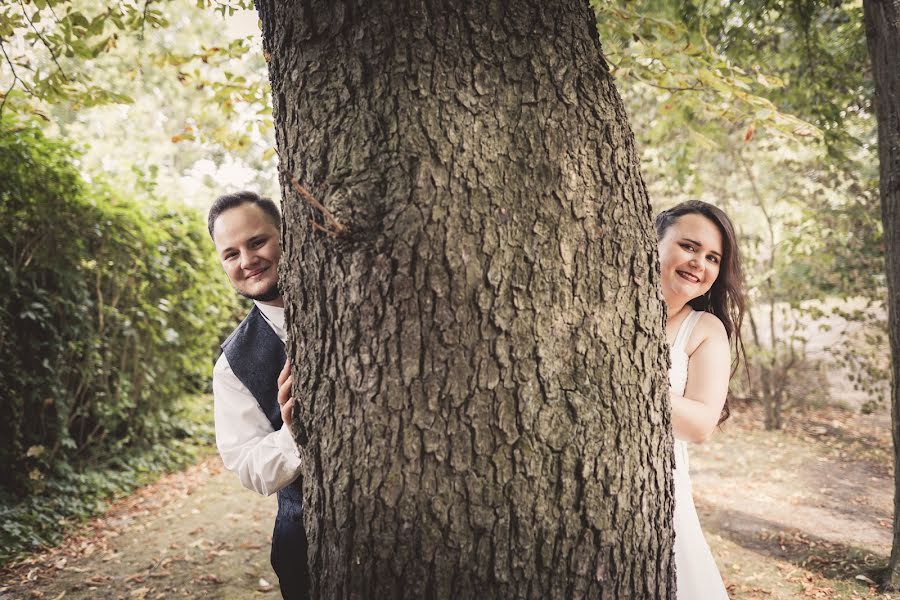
[0,118,242,558]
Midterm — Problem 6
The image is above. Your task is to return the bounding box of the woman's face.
[658,213,723,310]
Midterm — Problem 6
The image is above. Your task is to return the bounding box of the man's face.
[212,203,283,306]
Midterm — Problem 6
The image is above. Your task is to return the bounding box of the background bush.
[0,118,242,559]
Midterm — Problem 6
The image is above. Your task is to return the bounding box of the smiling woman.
[656,201,746,361]
[656,200,746,440]
[654,199,747,599]
[658,213,723,307]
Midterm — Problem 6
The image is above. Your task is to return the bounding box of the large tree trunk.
[863,0,900,590]
[256,1,674,597]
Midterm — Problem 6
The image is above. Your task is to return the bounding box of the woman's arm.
[671,314,731,443]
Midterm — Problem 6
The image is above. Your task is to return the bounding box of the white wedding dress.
[669,309,729,599]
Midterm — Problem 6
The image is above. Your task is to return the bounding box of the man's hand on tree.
[277,357,296,437]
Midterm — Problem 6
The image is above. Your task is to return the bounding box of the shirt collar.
[254,301,286,340]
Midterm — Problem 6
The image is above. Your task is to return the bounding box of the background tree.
[862,0,900,589]
[257,1,674,597]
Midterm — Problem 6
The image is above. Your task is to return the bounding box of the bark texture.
[863,0,900,590]
[256,1,674,597]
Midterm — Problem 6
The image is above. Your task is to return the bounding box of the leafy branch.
[0,36,33,118]
[593,0,822,144]
[17,0,68,82]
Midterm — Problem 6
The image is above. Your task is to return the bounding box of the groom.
[208,191,309,599]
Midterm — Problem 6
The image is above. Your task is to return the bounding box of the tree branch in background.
[17,0,68,82]
[140,0,154,41]
[0,37,32,118]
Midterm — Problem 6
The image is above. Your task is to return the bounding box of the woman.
[656,200,745,599]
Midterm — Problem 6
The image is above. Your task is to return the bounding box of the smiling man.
[208,191,309,599]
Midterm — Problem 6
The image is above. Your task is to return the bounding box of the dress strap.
[672,309,703,354]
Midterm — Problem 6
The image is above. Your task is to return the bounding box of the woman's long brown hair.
[655,200,746,424]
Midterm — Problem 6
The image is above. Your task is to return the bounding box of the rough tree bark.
[863,0,900,590]
[256,1,674,597]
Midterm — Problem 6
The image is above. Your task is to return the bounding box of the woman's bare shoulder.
[687,311,728,354]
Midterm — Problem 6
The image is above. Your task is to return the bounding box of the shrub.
[0,118,240,496]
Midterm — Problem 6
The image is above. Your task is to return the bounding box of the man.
[208,191,309,599]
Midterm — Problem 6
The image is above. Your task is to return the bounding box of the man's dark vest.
[221,305,303,522]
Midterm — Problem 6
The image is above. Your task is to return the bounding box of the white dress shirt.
[213,301,302,496]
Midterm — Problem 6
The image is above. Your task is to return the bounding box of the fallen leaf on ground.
[238,542,263,550]
[65,566,88,573]
[148,570,172,579]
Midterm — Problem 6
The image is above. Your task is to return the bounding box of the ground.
[0,457,277,599]
[0,403,895,599]
[698,403,895,599]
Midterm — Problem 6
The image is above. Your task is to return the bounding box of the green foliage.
[0,1,271,147]
[0,1,157,117]
[0,393,216,565]
[0,1,259,118]
[690,0,871,156]
[194,0,255,17]
[595,0,887,420]
[825,300,890,413]
[594,0,821,147]
[730,333,833,425]
[27,2,277,204]
[0,116,239,498]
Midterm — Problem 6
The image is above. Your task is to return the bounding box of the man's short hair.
[207,191,281,238]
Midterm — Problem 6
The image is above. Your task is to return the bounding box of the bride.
[655,200,746,599]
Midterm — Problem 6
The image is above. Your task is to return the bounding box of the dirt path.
[695,405,896,599]
[1,404,897,599]
[0,457,278,599]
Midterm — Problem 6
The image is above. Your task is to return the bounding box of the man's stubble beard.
[239,281,281,303]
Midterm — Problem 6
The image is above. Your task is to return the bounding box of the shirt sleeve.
[213,352,302,496]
